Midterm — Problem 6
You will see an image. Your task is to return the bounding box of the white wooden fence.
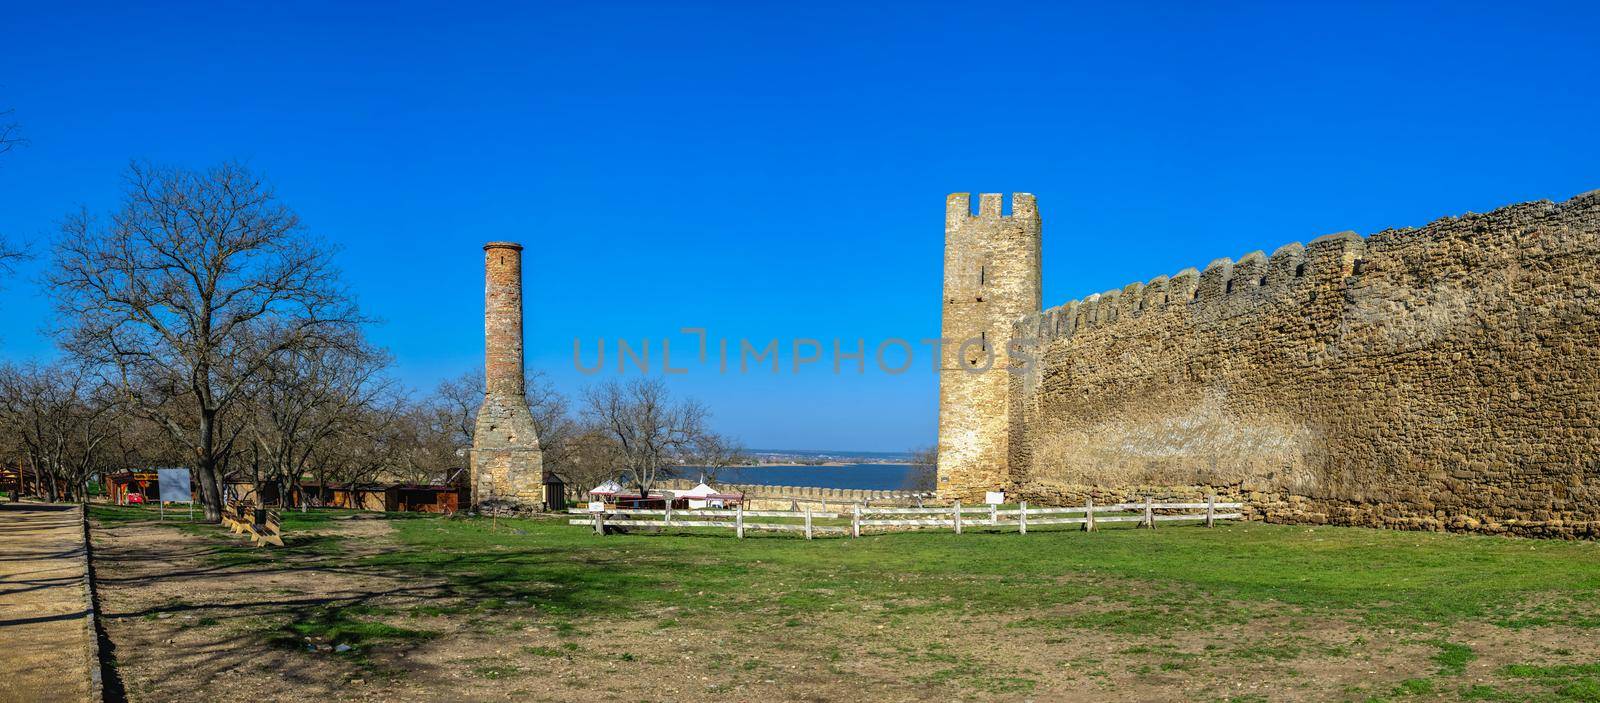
[566,496,1244,539]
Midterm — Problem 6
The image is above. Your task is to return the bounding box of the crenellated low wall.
[656,478,930,508]
[1002,191,1600,538]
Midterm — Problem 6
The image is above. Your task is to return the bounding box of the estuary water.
[707,463,926,491]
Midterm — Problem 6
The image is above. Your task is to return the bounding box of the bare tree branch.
[580,378,712,499]
[49,161,364,521]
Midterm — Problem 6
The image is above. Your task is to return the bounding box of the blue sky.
[1,1,1596,452]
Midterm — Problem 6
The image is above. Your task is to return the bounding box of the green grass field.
[89,505,1600,702]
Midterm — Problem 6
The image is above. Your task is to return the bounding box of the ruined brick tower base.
[470,241,544,508]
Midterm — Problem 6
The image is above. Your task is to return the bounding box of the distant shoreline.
[732,462,916,468]
[692,463,924,491]
[742,462,846,467]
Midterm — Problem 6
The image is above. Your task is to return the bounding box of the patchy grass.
[1432,640,1475,675]
[349,512,1600,636]
[1500,663,1600,702]
[89,502,1600,700]
[269,605,436,653]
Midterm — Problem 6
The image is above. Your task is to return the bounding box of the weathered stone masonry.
[470,241,544,507]
[937,193,1040,498]
[942,190,1600,538]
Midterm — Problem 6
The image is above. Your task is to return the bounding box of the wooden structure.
[569,496,1244,539]
[542,471,566,511]
[0,466,47,497]
[227,481,464,514]
[387,484,461,513]
[220,500,284,547]
[104,471,163,505]
[295,483,387,511]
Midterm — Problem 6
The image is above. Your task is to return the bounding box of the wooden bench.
[220,500,252,532]
[219,499,284,547]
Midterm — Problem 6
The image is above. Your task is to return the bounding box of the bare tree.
[0,108,29,276]
[903,445,937,492]
[581,378,709,499]
[305,401,407,498]
[241,332,393,507]
[387,399,461,485]
[50,161,361,521]
[562,425,626,496]
[688,431,748,484]
[0,107,21,157]
[0,362,121,502]
[432,369,482,452]
[430,366,577,479]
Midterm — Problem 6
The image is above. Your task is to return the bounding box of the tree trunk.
[194,460,222,522]
[195,408,224,522]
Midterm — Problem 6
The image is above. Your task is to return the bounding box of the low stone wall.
[656,478,931,509]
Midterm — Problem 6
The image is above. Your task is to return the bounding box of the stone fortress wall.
[941,190,1600,538]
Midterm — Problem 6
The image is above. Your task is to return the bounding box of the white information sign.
[984,491,1006,505]
[588,501,606,512]
[156,467,194,521]
[157,468,193,503]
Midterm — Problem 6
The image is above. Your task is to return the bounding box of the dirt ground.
[89,515,1599,703]
[0,503,94,703]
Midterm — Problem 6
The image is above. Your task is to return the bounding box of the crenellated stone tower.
[471,241,544,508]
[937,193,1041,499]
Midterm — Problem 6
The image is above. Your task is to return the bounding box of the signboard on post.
[156,468,193,520]
[157,469,192,503]
[588,501,606,513]
[984,491,1006,506]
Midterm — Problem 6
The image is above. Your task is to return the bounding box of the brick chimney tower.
[470,242,544,508]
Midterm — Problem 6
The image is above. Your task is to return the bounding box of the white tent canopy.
[678,482,720,499]
[589,480,622,495]
[678,481,740,508]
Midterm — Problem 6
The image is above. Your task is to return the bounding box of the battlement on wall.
[946,192,1038,223]
[657,478,925,502]
[1001,187,1600,537]
[1012,190,1600,345]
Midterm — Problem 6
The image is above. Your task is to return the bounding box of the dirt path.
[0,503,94,703]
[92,515,457,702]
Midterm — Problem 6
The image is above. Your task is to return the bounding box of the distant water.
[706,463,925,491]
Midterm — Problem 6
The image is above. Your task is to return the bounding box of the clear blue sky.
[1,1,1596,452]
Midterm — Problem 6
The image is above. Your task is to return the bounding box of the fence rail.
[566,495,1243,539]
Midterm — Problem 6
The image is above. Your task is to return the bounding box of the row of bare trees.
[0,158,745,519]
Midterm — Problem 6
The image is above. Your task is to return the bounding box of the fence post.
[664,501,673,528]
[989,503,997,527]
[736,503,744,539]
[1144,496,1155,529]
[593,510,605,536]
[1019,501,1028,535]
[1084,496,1095,532]
[804,507,813,540]
[852,504,861,538]
[822,498,828,512]
[953,499,962,534]
[1205,493,1216,528]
